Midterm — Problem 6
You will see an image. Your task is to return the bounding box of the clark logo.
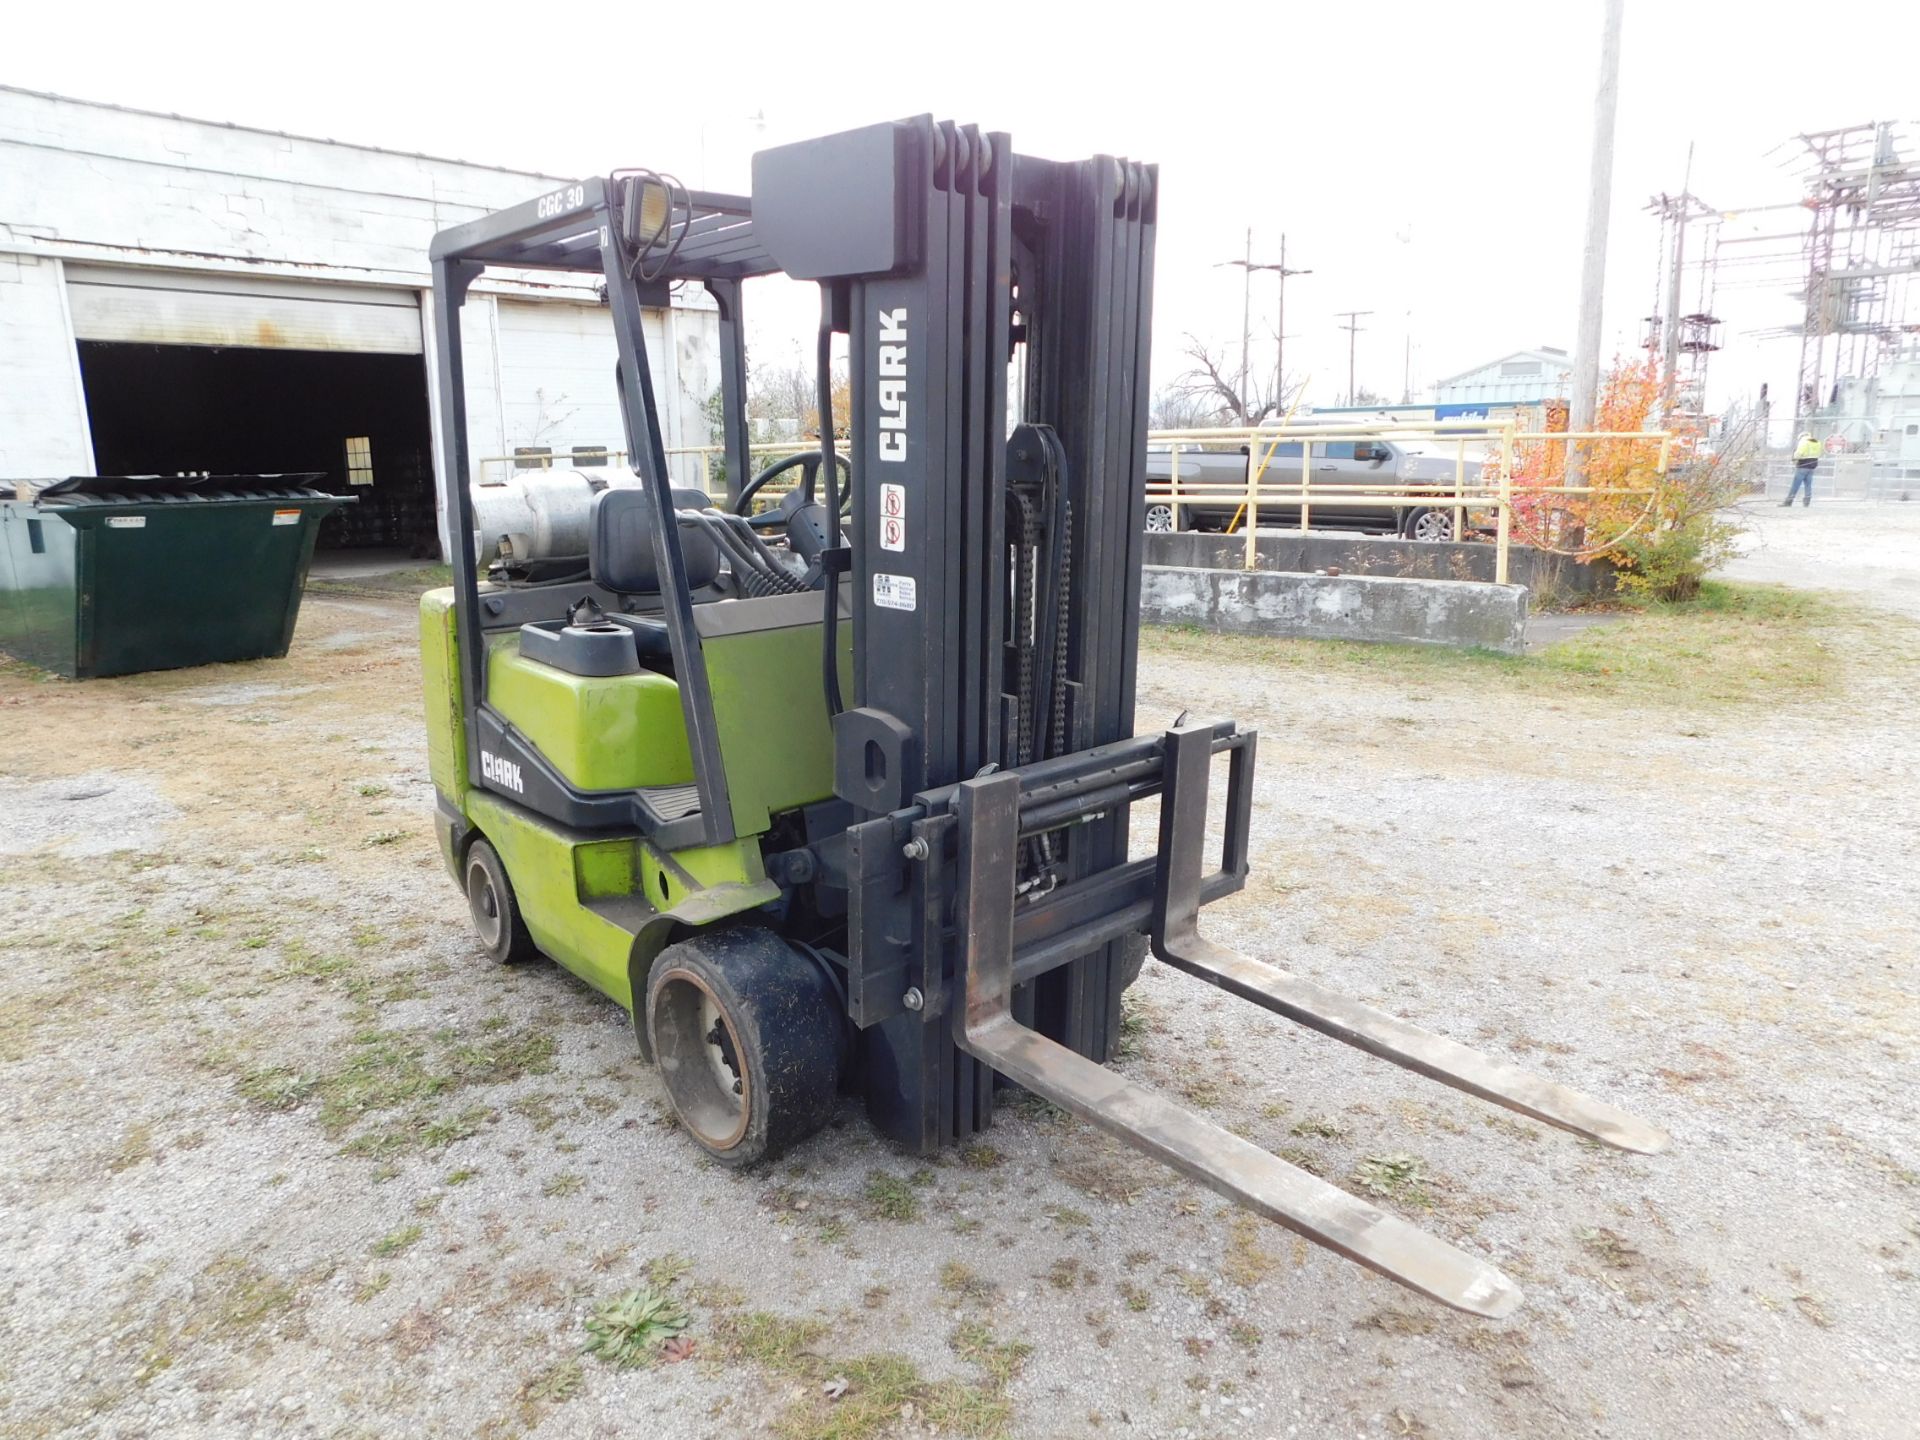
[480,750,524,794]
[877,308,907,462]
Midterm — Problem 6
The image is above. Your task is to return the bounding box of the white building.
[1433,347,1571,408]
[0,87,717,556]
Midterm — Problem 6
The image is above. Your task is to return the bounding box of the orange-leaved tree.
[1501,355,1745,600]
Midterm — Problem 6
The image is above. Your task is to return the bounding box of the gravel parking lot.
[2,511,1916,1440]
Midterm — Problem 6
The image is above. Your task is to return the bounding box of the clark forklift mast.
[422,118,1665,1319]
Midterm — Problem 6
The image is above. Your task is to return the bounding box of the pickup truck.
[1143,437,1481,540]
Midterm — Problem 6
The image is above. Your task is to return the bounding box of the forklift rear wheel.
[647,927,843,1167]
[464,838,537,964]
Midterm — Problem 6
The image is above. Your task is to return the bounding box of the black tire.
[1402,507,1456,543]
[647,927,843,1167]
[464,837,537,964]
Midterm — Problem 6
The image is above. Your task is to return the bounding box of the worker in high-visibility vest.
[1784,433,1821,507]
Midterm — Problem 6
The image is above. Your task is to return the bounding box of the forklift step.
[960,1011,1522,1318]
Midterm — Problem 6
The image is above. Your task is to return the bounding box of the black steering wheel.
[735,450,853,528]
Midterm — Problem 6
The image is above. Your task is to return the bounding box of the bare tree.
[1157,335,1301,427]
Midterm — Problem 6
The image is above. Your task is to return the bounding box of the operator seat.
[588,486,721,596]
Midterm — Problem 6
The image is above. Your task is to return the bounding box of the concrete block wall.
[1141,565,1530,655]
[1146,529,1614,604]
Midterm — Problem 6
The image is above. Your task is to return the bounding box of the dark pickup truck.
[1143,437,1478,540]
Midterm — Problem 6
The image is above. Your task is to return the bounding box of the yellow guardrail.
[1145,421,1670,584]
[478,419,1671,589]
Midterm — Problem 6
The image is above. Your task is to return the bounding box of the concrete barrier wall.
[1141,565,1530,655]
[1145,530,1613,604]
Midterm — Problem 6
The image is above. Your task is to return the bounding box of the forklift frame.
[422,119,1666,1319]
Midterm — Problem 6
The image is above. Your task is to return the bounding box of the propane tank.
[469,466,637,563]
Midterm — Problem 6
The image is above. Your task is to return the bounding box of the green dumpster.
[0,474,353,679]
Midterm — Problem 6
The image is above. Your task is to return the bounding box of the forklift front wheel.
[647,928,842,1167]
[464,838,537,964]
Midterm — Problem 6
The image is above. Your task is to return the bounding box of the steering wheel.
[735,450,853,528]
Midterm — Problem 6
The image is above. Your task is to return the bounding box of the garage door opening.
[77,343,438,555]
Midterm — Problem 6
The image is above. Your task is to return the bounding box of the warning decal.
[879,482,906,552]
[270,510,302,526]
[873,573,917,612]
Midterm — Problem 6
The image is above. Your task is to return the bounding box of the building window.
[572,445,609,467]
[1499,361,1542,378]
[345,436,374,486]
[514,446,553,471]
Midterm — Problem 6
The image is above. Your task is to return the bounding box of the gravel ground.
[1,516,1916,1440]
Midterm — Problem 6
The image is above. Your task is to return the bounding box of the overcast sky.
[8,1,1918,424]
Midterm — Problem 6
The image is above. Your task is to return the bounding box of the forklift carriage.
[421,117,1664,1318]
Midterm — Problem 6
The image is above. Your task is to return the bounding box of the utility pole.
[1402,310,1413,404]
[1645,164,1714,423]
[1662,144,1695,415]
[1220,233,1311,418]
[1336,310,1373,404]
[1263,235,1312,415]
[1568,0,1623,488]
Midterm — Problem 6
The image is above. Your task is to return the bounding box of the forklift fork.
[951,725,1668,1318]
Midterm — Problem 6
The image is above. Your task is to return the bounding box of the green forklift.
[420,118,1665,1318]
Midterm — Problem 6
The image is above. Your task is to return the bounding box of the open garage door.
[65,266,422,354]
[70,267,436,554]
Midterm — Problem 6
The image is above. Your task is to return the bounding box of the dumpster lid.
[10,474,347,507]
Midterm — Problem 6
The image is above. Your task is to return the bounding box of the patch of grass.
[583,1287,690,1369]
[236,1065,316,1111]
[357,782,391,798]
[1575,1226,1641,1270]
[1178,1077,1223,1108]
[961,1143,1004,1170]
[864,1171,920,1222]
[1048,1205,1092,1229]
[644,1253,692,1289]
[950,1319,1030,1389]
[1359,1307,1438,1336]
[1115,993,1156,1061]
[542,1173,585,1199]
[371,1223,425,1258]
[280,940,353,980]
[713,1309,1023,1440]
[521,1356,584,1403]
[1141,581,1861,709]
[363,830,408,848]
[1289,1116,1348,1140]
[1351,1153,1432,1208]
[1221,1214,1278,1288]
[232,1021,551,1160]
[939,1262,996,1302]
[354,1272,392,1305]
[195,1256,300,1338]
